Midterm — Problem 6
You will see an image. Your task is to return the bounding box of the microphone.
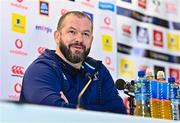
[115,79,135,115]
[115,79,126,90]
[115,79,135,97]
[77,73,93,109]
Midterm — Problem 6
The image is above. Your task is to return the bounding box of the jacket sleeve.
[20,61,76,108]
[83,64,127,114]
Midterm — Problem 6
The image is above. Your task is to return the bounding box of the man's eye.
[69,30,75,34]
[83,32,90,37]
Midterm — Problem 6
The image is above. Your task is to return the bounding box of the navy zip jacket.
[20,49,127,114]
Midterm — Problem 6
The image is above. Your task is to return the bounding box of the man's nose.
[75,33,83,42]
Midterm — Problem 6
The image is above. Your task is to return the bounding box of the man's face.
[58,15,93,63]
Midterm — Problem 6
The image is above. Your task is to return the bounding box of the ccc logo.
[11,65,24,75]
[38,47,46,54]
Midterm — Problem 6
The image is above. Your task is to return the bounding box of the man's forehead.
[63,16,92,29]
[64,14,90,22]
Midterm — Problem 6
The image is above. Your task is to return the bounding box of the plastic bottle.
[146,68,160,118]
[168,77,180,120]
[135,70,150,117]
[157,71,172,120]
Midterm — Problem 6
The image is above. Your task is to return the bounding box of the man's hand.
[60,91,69,103]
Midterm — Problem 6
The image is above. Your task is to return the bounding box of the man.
[20,11,127,114]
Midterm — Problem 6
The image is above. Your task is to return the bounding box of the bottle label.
[170,84,179,100]
[135,78,149,101]
[159,82,170,100]
[150,80,159,99]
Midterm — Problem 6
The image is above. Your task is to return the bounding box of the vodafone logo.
[105,56,114,71]
[155,32,161,41]
[14,82,22,94]
[11,0,27,10]
[105,56,111,65]
[153,30,163,47]
[10,39,27,56]
[100,17,113,31]
[15,39,23,49]
[61,9,68,16]
[38,47,46,54]
[104,17,111,25]
[81,0,94,8]
[17,0,23,2]
[11,65,24,75]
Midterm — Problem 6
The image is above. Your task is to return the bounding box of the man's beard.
[59,39,90,63]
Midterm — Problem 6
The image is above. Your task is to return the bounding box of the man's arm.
[20,62,76,108]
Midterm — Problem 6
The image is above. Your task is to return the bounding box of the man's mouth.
[70,45,84,53]
[73,45,83,49]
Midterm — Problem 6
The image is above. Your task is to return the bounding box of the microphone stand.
[124,91,135,115]
[77,76,92,109]
[128,95,135,115]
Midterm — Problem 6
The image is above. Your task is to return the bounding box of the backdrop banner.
[0,0,179,102]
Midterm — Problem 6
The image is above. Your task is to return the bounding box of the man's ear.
[54,30,60,45]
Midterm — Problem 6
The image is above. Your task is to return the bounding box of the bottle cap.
[145,68,154,77]
[168,77,175,84]
[138,70,145,77]
[157,71,165,80]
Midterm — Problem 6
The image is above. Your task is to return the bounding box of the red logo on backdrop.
[104,17,111,25]
[122,24,132,37]
[169,68,180,84]
[17,0,23,2]
[9,38,27,56]
[81,0,94,8]
[14,82,22,94]
[153,30,163,47]
[61,9,68,16]
[38,47,46,54]
[138,0,147,9]
[138,65,148,71]
[11,65,24,76]
[15,39,23,49]
[105,56,114,71]
[10,0,27,10]
[105,56,111,65]
[100,17,113,31]
[166,2,177,13]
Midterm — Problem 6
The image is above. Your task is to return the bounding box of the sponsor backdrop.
[0,0,179,102]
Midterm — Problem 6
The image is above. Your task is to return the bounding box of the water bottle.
[157,71,172,120]
[146,68,160,118]
[135,70,150,117]
[168,77,180,120]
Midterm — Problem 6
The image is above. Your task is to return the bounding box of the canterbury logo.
[11,65,24,76]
